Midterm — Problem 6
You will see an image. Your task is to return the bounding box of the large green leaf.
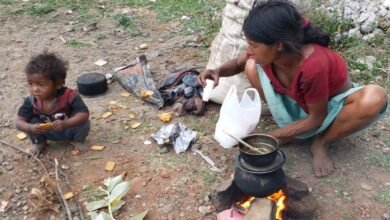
[130,209,149,220]
[88,211,98,220]
[85,199,108,211]
[104,175,124,192]
[108,181,131,203]
[95,212,112,220]
[111,200,126,213]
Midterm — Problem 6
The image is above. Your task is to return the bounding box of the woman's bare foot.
[28,143,47,157]
[70,142,87,155]
[310,139,335,177]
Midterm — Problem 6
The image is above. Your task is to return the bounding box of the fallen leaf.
[101,112,112,119]
[120,92,131,97]
[64,192,73,200]
[128,113,136,119]
[90,145,105,151]
[16,132,27,140]
[158,112,173,123]
[140,90,154,98]
[131,122,142,129]
[105,161,116,171]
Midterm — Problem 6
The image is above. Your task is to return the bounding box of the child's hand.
[51,120,67,132]
[30,124,50,134]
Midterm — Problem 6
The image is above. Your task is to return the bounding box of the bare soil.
[0,6,389,220]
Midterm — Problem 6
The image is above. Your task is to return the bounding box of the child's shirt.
[262,44,348,113]
[17,87,89,123]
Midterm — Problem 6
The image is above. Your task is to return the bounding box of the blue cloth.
[257,65,387,139]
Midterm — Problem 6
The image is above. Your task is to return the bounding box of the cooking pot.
[234,165,286,197]
[77,72,108,96]
[238,133,279,167]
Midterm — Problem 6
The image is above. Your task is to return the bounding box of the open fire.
[234,189,287,219]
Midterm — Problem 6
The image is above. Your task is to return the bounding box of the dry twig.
[54,158,73,220]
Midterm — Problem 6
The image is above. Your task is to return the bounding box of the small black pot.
[239,133,279,167]
[77,73,108,96]
[234,166,286,197]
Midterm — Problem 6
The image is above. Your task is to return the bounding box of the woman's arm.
[266,99,328,139]
[198,52,248,87]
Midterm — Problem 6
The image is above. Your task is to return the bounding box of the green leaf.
[130,209,149,220]
[104,175,124,192]
[111,200,126,213]
[85,199,108,211]
[95,212,112,220]
[88,211,98,220]
[108,181,131,203]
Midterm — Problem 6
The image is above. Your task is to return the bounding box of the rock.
[360,183,373,191]
[210,176,242,212]
[159,147,169,154]
[15,188,21,194]
[198,205,213,216]
[382,147,390,154]
[383,212,390,220]
[285,177,309,199]
[160,170,170,178]
[384,0,390,9]
[286,193,319,218]
[5,164,13,171]
[360,13,378,34]
[61,164,70,170]
[22,205,28,211]
[0,153,4,163]
[160,204,174,214]
[244,198,274,220]
[83,22,98,32]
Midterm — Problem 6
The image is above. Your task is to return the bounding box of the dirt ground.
[0,6,389,220]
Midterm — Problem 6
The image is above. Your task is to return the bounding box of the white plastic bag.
[214,86,261,148]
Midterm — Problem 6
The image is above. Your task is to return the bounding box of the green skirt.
[257,65,387,139]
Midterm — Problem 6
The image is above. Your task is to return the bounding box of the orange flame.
[236,196,255,210]
[267,189,287,220]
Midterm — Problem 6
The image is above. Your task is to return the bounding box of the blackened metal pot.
[234,166,286,198]
[238,133,279,167]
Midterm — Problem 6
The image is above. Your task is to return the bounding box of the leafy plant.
[64,40,91,48]
[85,174,131,220]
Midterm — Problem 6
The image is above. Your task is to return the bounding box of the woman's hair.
[25,50,68,83]
[243,0,330,55]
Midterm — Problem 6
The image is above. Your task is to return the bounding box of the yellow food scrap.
[128,113,136,119]
[38,122,52,129]
[120,92,131,97]
[101,112,113,119]
[90,145,105,151]
[64,192,73,200]
[16,132,28,140]
[131,122,142,129]
[158,112,173,123]
[140,90,154,98]
[70,150,80,156]
[105,161,116,171]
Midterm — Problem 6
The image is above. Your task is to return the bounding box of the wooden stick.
[54,158,73,220]
[0,140,67,216]
[222,130,269,154]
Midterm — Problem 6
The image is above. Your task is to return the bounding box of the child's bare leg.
[71,120,90,153]
[312,85,387,177]
[29,142,48,157]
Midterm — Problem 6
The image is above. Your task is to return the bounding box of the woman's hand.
[198,69,220,88]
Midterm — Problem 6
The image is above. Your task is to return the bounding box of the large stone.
[211,176,244,212]
[244,198,275,220]
[285,177,309,200]
[286,194,319,218]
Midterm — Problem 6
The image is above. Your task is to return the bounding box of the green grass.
[114,13,138,36]
[366,151,390,170]
[373,189,390,204]
[64,39,91,48]
[126,0,224,46]
[307,8,390,92]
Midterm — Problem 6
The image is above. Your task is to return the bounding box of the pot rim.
[235,150,286,174]
[238,133,279,156]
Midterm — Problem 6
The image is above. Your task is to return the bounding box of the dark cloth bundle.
[158,69,205,116]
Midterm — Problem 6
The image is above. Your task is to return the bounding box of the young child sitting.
[16,51,90,156]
